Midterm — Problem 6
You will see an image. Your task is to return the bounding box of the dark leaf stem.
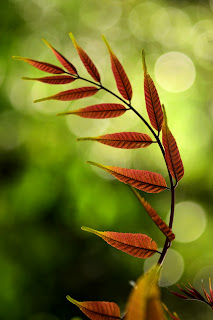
[65,71,175,266]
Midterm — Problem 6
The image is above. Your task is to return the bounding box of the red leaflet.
[102,36,132,101]
[43,39,78,75]
[170,279,213,309]
[70,33,101,83]
[77,132,153,149]
[130,187,175,241]
[162,106,184,182]
[87,161,167,193]
[34,86,99,103]
[82,227,158,259]
[142,51,163,132]
[12,56,65,74]
[22,75,76,85]
[57,103,127,118]
[67,296,121,320]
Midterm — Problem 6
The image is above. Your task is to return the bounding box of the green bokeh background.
[1,0,213,319]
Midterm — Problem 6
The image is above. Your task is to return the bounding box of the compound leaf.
[78,132,153,149]
[87,161,168,193]
[82,227,159,259]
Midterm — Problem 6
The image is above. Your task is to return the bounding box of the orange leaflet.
[102,36,132,101]
[87,161,168,193]
[125,266,165,320]
[34,86,99,103]
[22,75,77,85]
[162,105,184,182]
[67,296,121,320]
[57,103,127,118]
[70,32,101,83]
[130,187,175,241]
[12,56,65,74]
[42,39,78,75]
[142,50,163,132]
[82,227,159,259]
[77,132,153,149]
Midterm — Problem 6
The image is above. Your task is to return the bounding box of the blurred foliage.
[1,0,213,319]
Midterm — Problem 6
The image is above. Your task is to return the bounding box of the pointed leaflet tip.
[12,56,22,60]
[101,35,111,52]
[69,32,76,45]
[142,50,147,73]
[162,104,167,121]
[66,295,78,305]
[34,97,50,103]
[81,226,98,235]
[42,38,52,49]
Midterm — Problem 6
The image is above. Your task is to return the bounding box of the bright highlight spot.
[167,201,207,243]
[154,52,196,92]
[128,2,161,41]
[144,248,184,287]
[151,8,192,48]
[192,20,213,65]
[80,1,122,31]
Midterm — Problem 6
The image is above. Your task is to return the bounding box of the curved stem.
[68,72,176,266]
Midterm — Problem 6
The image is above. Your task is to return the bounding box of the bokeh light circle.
[144,248,184,287]
[193,265,213,293]
[167,201,207,243]
[154,52,196,92]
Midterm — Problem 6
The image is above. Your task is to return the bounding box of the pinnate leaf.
[125,266,165,320]
[102,36,132,101]
[130,187,175,241]
[42,39,78,75]
[142,51,163,132]
[78,132,153,149]
[82,226,158,259]
[34,86,99,103]
[22,75,76,85]
[12,56,65,74]
[70,32,101,82]
[87,161,167,193]
[162,106,184,182]
[57,103,127,118]
[67,296,121,320]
